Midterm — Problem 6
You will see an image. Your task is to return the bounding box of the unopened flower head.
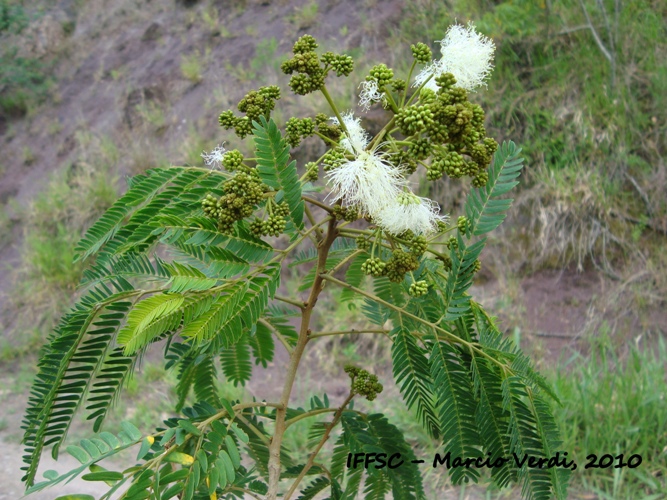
[376,190,448,235]
[201,144,227,169]
[414,22,495,92]
[358,79,386,112]
[332,111,369,154]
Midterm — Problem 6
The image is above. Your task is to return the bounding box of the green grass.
[180,51,204,84]
[552,335,667,499]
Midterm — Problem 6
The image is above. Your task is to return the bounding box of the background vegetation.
[0,0,665,498]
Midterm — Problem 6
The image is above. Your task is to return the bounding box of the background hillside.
[0,0,665,498]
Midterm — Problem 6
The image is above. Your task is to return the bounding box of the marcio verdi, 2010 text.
[346,451,644,472]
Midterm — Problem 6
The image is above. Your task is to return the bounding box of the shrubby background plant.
[20,28,572,500]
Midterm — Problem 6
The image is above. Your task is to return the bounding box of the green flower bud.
[222,149,244,171]
[305,161,319,181]
[409,280,429,297]
[292,34,318,54]
[361,257,386,277]
[457,215,469,233]
[411,42,432,64]
[368,63,394,88]
[218,110,237,129]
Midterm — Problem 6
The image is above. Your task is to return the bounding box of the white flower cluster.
[414,22,495,92]
[325,113,446,235]
[201,144,227,169]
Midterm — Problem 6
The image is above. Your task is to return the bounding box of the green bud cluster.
[221,149,244,171]
[285,117,315,148]
[434,73,457,91]
[411,42,432,64]
[305,161,319,181]
[472,171,489,188]
[344,365,383,401]
[396,104,434,136]
[383,72,498,187]
[457,215,469,233]
[439,254,453,271]
[201,169,267,233]
[409,280,429,297]
[322,148,346,172]
[322,51,354,76]
[409,234,428,257]
[248,201,289,237]
[361,257,386,277]
[332,204,359,222]
[428,150,465,180]
[314,112,342,143]
[472,259,482,273]
[368,63,394,88]
[391,79,407,93]
[263,215,287,237]
[355,236,370,251]
[281,36,324,95]
[446,236,458,250]
[218,86,281,138]
[281,35,353,96]
[408,137,432,161]
[385,249,419,283]
[390,150,417,175]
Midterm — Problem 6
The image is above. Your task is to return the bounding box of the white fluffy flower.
[326,148,407,216]
[201,144,226,169]
[331,111,369,154]
[326,113,407,215]
[376,190,448,235]
[358,79,385,112]
[414,22,495,92]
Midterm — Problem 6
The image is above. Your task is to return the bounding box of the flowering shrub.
[21,25,569,500]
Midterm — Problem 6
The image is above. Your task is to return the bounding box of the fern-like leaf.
[464,141,524,237]
[391,326,439,439]
[253,116,304,230]
[220,336,252,386]
[428,337,482,485]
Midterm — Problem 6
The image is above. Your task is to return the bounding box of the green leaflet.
[118,293,185,355]
[464,141,524,237]
[253,116,305,230]
[220,336,252,386]
[391,326,439,439]
[341,412,425,500]
[24,423,142,494]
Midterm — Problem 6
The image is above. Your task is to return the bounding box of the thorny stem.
[284,392,355,500]
[266,218,339,499]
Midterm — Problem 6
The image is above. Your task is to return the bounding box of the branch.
[266,218,339,499]
[308,328,389,339]
[284,393,355,500]
[578,0,614,63]
[302,195,333,213]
